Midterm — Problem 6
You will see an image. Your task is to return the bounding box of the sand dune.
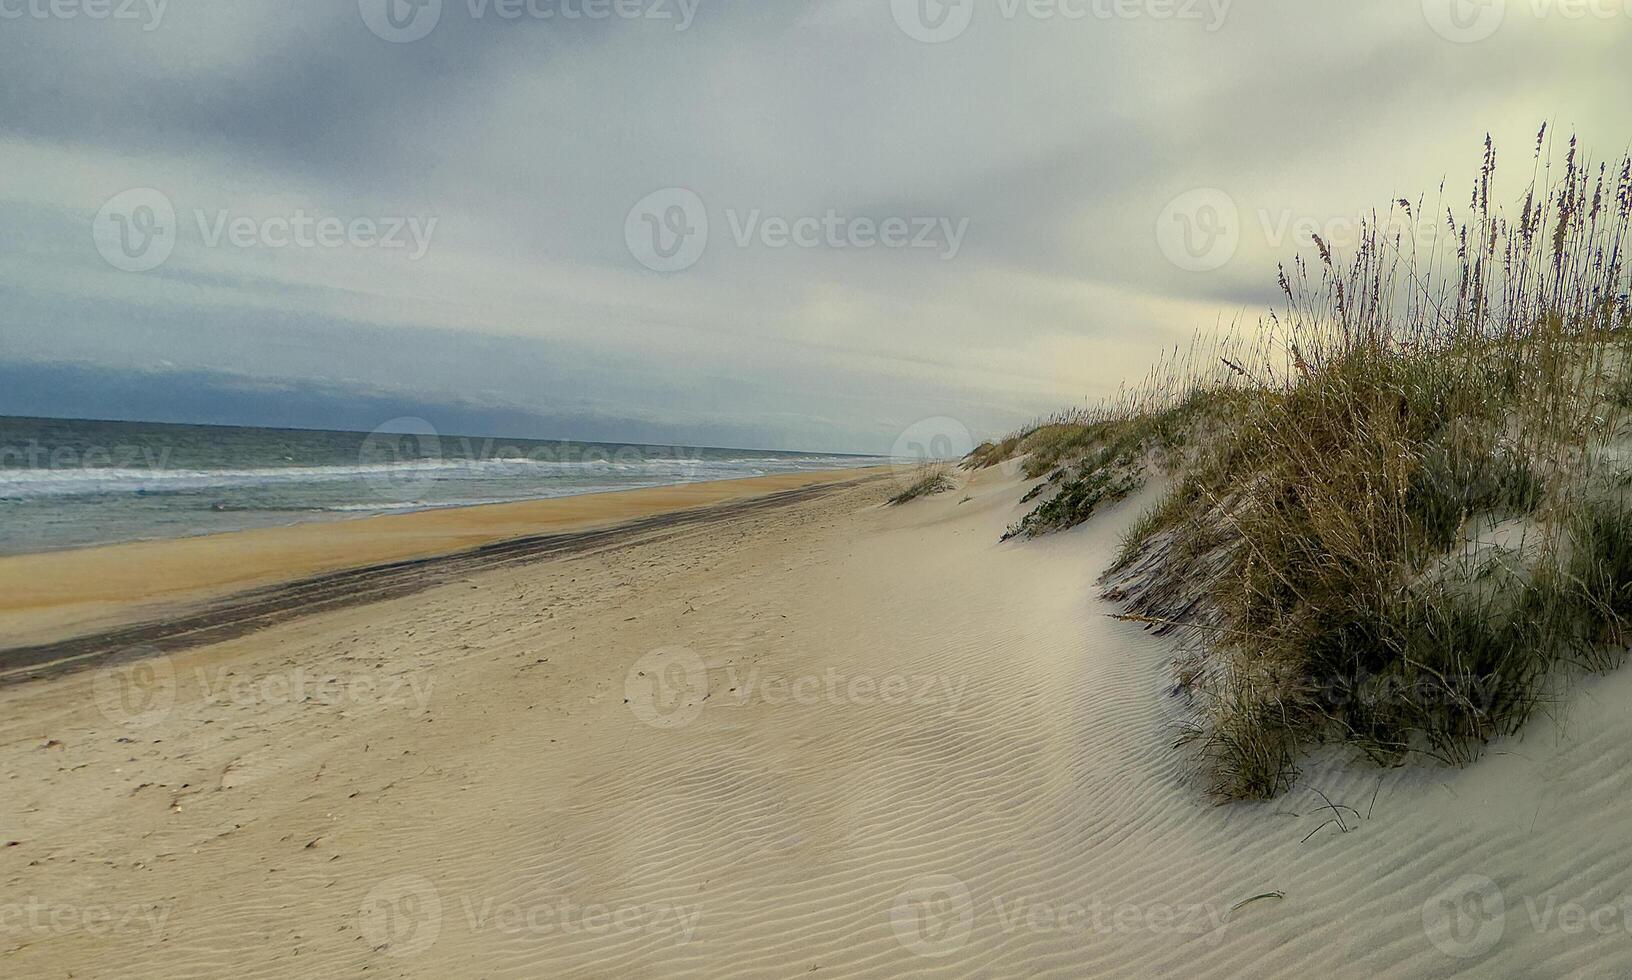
[3,467,1630,977]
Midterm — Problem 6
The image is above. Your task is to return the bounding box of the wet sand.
[0,467,888,653]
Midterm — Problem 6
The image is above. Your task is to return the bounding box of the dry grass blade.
[970,131,1632,800]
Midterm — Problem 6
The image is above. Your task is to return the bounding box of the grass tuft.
[994,130,1632,798]
[889,465,955,505]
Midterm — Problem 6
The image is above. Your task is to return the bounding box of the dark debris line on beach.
[0,477,880,685]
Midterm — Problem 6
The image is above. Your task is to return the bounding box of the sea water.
[0,416,883,555]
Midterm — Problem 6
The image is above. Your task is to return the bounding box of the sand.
[0,467,887,650]
[3,465,1631,977]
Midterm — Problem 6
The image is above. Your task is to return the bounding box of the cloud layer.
[3,0,1630,451]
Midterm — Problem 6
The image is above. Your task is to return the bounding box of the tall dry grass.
[993,129,1632,798]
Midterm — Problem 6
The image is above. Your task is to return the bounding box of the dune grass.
[976,130,1632,798]
[889,464,955,505]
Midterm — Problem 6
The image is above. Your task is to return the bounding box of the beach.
[0,467,889,656]
[3,465,1632,977]
[6,2,1627,976]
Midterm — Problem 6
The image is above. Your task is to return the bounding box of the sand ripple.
[4,470,1631,976]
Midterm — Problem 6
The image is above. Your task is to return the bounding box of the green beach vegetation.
[971,131,1632,799]
[889,463,956,505]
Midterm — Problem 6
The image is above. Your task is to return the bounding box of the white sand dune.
[3,467,1631,977]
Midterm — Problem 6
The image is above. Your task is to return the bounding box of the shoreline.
[0,464,887,560]
[0,466,890,654]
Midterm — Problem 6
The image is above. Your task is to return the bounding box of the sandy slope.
[3,466,1631,977]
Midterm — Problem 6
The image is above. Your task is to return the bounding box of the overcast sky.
[2,0,1630,452]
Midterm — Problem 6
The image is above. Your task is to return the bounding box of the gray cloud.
[2,0,1630,451]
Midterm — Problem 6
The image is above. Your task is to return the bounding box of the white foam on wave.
[0,455,883,500]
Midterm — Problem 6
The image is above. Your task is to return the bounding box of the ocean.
[0,416,885,556]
